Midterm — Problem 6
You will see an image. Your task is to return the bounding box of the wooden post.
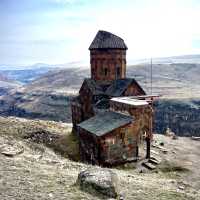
[146,105,153,159]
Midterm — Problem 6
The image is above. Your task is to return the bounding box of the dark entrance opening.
[146,137,151,159]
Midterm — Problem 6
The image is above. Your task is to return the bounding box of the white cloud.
[38,0,200,64]
[87,0,200,60]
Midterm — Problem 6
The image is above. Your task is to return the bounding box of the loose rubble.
[23,129,59,144]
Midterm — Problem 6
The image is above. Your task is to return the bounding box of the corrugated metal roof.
[77,111,133,136]
[89,30,128,50]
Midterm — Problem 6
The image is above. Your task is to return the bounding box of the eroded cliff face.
[0,89,200,137]
[0,88,10,96]
[154,99,200,136]
[0,90,73,122]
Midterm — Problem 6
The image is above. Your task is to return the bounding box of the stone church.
[71,30,156,166]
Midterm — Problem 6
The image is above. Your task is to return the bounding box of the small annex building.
[77,111,134,165]
[71,30,157,166]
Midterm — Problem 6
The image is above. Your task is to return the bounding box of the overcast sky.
[0,0,200,65]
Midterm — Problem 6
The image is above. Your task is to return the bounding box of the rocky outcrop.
[23,129,59,144]
[77,168,119,198]
[0,143,24,157]
[154,99,200,136]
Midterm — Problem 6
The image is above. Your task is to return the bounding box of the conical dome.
[89,30,128,50]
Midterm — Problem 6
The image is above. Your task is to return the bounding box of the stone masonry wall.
[90,49,126,81]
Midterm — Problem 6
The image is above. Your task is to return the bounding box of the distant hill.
[0,74,10,82]
[127,63,200,98]
[0,64,53,84]
[0,63,54,71]
[133,54,200,64]
[25,67,88,93]
[0,67,90,122]
[0,73,21,96]
[1,54,199,85]
[0,55,200,135]
[0,62,88,84]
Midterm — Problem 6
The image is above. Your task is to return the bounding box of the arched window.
[116,66,120,78]
[117,67,120,76]
[104,68,108,76]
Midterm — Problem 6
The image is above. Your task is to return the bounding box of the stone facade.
[110,100,154,139]
[78,122,139,166]
[90,49,126,81]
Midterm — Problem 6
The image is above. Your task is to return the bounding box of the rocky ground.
[0,116,199,200]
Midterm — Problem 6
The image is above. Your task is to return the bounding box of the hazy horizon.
[1,53,200,70]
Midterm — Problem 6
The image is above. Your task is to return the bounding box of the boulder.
[191,136,200,141]
[165,128,175,137]
[77,168,119,198]
[172,135,178,140]
[1,143,24,157]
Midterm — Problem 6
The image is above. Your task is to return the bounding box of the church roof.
[81,78,146,97]
[106,78,146,97]
[77,111,133,136]
[89,30,128,50]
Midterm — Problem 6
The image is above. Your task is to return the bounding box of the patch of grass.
[50,131,80,161]
[159,161,190,173]
[28,142,46,154]
[115,162,137,170]
[157,191,195,200]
